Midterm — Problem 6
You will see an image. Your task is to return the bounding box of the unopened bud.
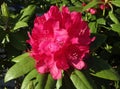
[89,8,97,15]
[1,2,9,17]
[100,4,106,10]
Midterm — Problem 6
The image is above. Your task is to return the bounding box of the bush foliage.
[0,0,120,89]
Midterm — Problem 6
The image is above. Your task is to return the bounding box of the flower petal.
[50,62,62,79]
[72,60,85,69]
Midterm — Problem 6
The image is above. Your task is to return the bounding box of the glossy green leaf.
[35,81,42,89]
[19,5,36,22]
[109,11,119,24]
[12,53,29,62]
[1,2,9,17]
[71,73,87,89]
[21,69,38,89]
[82,0,98,12]
[97,18,106,25]
[21,67,56,89]
[89,56,120,81]
[25,81,35,89]
[44,74,56,89]
[4,56,35,82]
[75,70,97,89]
[69,6,82,12]
[70,70,97,89]
[62,0,70,6]
[35,73,48,89]
[70,0,81,7]
[56,78,62,89]
[13,21,28,31]
[111,24,120,34]
[111,0,120,7]
[50,0,61,4]
[89,22,97,33]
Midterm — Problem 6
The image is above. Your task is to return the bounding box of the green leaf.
[25,81,35,89]
[75,70,97,89]
[12,53,29,62]
[71,73,87,89]
[13,21,28,31]
[82,0,98,12]
[19,5,36,22]
[97,18,106,25]
[89,56,120,81]
[109,11,119,24]
[111,24,120,34]
[21,68,56,89]
[44,74,56,89]
[1,2,9,17]
[62,0,70,6]
[70,70,97,89]
[111,0,120,7]
[35,80,43,89]
[50,0,61,4]
[89,22,97,33]
[35,74,48,89]
[70,0,81,7]
[69,6,82,12]
[21,69,38,89]
[56,78,62,89]
[90,34,107,51]
[4,56,35,82]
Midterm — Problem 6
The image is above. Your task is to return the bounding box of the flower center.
[66,45,80,61]
[68,52,79,61]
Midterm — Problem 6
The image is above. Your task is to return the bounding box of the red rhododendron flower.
[27,6,94,79]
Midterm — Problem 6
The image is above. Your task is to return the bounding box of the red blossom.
[27,6,94,79]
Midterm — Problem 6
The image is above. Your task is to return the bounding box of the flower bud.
[100,4,106,10]
[89,8,97,15]
[1,2,9,18]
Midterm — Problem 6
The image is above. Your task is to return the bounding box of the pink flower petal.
[50,62,62,79]
[72,60,85,69]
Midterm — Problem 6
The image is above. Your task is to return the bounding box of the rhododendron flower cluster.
[27,6,94,79]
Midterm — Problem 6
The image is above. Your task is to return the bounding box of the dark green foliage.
[0,0,120,89]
